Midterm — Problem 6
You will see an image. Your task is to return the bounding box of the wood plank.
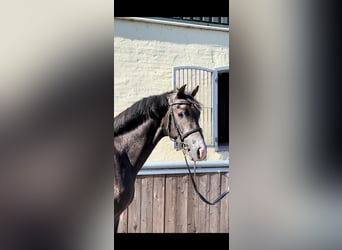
[152,175,165,233]
[209,173,221,232]
[193,173,200,233]
[197,174,210,232]
[140,176,153,232]
[220,172,229,233]
[127,177,142,233]
[187,171,199,233]
[175,175,188,232]
[164,175,177,232]
[118,206,128,233]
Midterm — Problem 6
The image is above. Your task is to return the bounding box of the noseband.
[167,101,202,150]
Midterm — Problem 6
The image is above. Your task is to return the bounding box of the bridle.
[167,100,229,205]
[167,101,203,151]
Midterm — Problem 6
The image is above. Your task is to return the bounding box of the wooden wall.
[118,172,229,233]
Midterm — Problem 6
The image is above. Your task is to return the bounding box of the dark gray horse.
[114,85,207,233]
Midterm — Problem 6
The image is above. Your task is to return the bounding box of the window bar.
[221,17,228,24]
[204,70,207,143]
[202,17,210,22]
[212,17,219,23]
[207,72,213,145]
[188,68,190,87]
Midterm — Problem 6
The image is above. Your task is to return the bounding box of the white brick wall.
[114,18,229,162]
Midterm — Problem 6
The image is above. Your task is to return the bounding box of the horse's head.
[166,84,207,161]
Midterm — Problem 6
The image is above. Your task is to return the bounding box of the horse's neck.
[120,118,164,175]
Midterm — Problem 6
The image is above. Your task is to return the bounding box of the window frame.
[213,66,229,151]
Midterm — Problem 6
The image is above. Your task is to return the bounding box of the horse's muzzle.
[197,144,207,161]
[188,142,207,161]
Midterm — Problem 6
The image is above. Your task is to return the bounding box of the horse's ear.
[191,85,199,97]
[176,84,187,96]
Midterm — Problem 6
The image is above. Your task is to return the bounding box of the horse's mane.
[114,92,170,136]
[114,90,202,136]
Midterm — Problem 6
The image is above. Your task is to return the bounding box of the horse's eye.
[178,113,184,118]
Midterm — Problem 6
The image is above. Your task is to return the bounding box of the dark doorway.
[218,71,229,146]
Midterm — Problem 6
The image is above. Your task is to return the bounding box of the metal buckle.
[175,141,183,151]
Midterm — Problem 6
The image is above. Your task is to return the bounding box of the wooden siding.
[118,172,229,233]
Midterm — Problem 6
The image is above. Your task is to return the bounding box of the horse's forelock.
[171,91,202,112]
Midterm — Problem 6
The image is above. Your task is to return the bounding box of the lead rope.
[181,148,229,205]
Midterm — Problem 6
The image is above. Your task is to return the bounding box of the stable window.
[173,66,229,151]
[215,68,229,150]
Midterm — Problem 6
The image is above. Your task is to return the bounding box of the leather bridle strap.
[168,102,202,143]
[180,126,202,141]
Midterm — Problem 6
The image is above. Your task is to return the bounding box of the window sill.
[216,145,229,152]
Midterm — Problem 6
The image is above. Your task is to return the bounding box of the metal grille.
[171,17,229,26]
[173,66,214,146]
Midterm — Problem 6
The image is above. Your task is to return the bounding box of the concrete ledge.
[138,160,229,175]
[114,17,229,32]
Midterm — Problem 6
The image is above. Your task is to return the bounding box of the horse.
[114,84,207,233]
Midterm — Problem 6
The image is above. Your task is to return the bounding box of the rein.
[182,150,229,205]
[168,101,229,205]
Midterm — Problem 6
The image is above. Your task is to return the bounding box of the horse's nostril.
[196,144,207,161]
